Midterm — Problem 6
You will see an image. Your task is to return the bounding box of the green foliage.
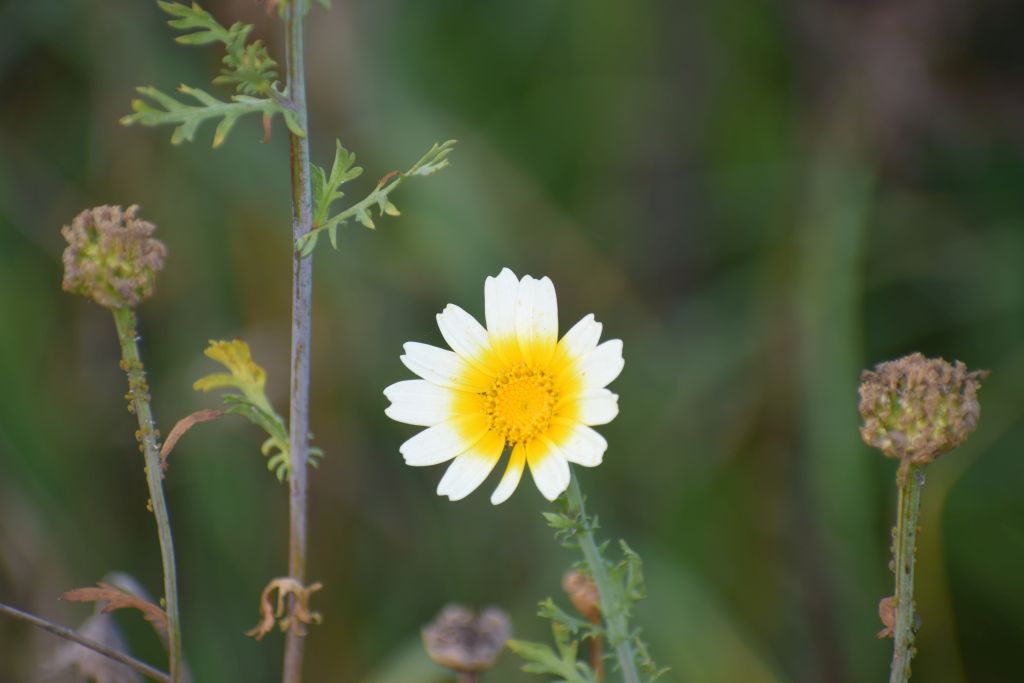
[121,85,302,148]
[524,485,667,682]
[507,621,598,683]
[296,140,456,256]
[158,1,279,96]
[121,2,304,148]
[193,339,322,480]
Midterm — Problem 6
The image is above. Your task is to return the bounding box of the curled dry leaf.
[159,409,225,472]
[246,577,323,641]
[61,582,168,639]
[877,595,896,638]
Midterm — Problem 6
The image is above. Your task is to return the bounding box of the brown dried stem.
[0,601,170,683]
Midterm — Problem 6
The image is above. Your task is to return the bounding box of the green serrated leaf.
[507,623,597,683]
[121,85,299,148]
[296,140,456,254]
[158,1,278,96]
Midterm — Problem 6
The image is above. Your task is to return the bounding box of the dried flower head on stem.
[61,205,167,309]
[858,352,987,471]
[422,604,512,677]
[859,352,987,683]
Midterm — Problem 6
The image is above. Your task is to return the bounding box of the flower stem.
[111,306,182,683]
[0,601,171,683]
[889,463,925,683]
[565,474,640,683]
[282,3,314,683]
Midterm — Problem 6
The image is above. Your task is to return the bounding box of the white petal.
[558,314,602,362]
[400,416,488,466]
[515,275,558,362]
[527,438,570,501]
[577,339,624,391]
[383,380,455,426]
[485,268,519,343]
[550,420,607,467]
[401,342,487,391]
[491,442,526,505]
[436,304,493,369]
[437,432,505,501]
[577,389,619,426]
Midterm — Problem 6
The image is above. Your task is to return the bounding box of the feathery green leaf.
[296,140,456,256]
[121,85,301,148]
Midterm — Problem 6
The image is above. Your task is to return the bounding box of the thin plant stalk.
[282,3,314,682]
[889,464,925,683]
[565,474,640,683]
[0,601,171,683]
[112,306,182,682]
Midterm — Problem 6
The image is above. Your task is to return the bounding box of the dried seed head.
[422,604,512,673]
[61,205,167,309]
[858,352,988,464]
[562,569,601,624]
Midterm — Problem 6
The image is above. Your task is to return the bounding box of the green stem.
[282,3,314,683]
[565,474,640,683]
[112,307,182,683]
[889,463,925,683]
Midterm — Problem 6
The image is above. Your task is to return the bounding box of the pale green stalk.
[112,306,182,683]
[282,3,314,682]
[565,474,640,683]
[889,464,925,683]
[0,601,171,683]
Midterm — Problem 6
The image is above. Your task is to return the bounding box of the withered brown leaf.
[62,582,168,638]
[159,409,225,472]
[246,577,323,641]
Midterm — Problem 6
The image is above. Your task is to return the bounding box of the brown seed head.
[858,352,987,464]
[422,604,512,673]
[61,205,167,309]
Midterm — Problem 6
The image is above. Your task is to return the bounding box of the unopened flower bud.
[61,205,167,309]
[858,352,987,465]
[562,569,601,624]
[422,604,511,674]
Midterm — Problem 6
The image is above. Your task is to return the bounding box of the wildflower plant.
[59,205,183,680]
[859,353,988,683]
[116,1,454,681]
[385,269,661,682]
[0,1,454,681]
[385,268,622,503]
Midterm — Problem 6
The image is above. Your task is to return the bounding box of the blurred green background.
[3,0,1024,681]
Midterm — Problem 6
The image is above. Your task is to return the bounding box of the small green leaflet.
[296,139,456,257]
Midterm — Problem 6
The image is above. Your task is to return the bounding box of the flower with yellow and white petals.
[384,268,623,504]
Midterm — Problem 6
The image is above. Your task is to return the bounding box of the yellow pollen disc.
[484,363,558,445]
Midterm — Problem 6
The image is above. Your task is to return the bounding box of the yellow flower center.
[484,363,557,445]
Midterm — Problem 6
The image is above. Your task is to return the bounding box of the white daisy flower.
[384,268,623,504]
